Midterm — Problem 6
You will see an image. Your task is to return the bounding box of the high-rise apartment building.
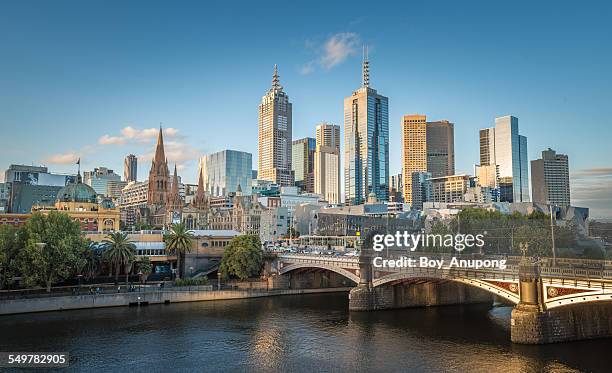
[531,148,570,206]
[479,115,529,202]
[258,65,293,187]
[344,50,389,205]
[124,154,137,182]
[314,123,341,205]
[401,115,455,207]
[292,138,316,193]
[200,150,253,197]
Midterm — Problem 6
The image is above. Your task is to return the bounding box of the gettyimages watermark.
[370,231,507,270]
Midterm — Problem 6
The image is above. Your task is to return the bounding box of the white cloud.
[43,152,80,164]
[98,135,126,145]
[301,32,361,74]
[98,125,179,146]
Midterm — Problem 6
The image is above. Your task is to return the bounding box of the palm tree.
[164,223,194,279]
[102,232,136,285]
[81,240,102,280]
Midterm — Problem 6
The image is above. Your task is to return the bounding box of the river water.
[0,293,609,372]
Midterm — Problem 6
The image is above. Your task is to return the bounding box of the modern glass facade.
[200,150,252,196]
[291,137,316,192]
[344,87,389,205]
[479,116,529,202]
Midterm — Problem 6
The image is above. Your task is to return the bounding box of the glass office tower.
[479,116,529,202]
[344,51,389,205]
[200,150,253,196]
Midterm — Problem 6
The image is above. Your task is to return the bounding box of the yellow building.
[33,174,120,232]
[401,114,428,205]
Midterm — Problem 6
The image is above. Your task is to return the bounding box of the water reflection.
[0,294,608,373]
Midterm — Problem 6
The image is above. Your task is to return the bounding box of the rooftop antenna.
[272,64,283,91]
[362,45,370,88]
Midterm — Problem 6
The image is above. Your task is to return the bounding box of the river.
[0,293,609,372]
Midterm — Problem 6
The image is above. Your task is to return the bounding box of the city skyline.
[1,1,611,217]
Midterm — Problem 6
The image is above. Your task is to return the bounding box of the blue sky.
[1,1,611,217]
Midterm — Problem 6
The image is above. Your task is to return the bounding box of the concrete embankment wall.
[0,287,352,316]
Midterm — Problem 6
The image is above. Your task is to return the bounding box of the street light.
[217,271,221,291]
[548,203,557,265]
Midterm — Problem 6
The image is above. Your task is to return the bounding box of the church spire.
[362,45,370,88]
[193,168,207,210]
[154,125,166,165]
[167,163,182,211]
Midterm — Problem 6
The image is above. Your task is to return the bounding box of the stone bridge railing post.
[349,230,379,311]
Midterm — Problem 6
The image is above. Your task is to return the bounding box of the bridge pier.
[511,257,612,344]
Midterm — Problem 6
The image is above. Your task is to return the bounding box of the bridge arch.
[279,263,360,284]
[372,272,521,305]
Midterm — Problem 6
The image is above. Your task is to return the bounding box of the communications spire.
[271,64,283,92]
[362,45,370,88]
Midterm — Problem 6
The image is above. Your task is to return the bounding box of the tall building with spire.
[147,126,170,207]
[258,65,294,187]
[344,47,389,205]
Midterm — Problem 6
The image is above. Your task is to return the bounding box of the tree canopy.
[220,235,263,280]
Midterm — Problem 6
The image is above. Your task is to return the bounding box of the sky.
[0,1,611,217]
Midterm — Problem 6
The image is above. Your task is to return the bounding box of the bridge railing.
[278,253,612,283]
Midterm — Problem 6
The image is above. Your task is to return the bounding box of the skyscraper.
[479,115,529,202]
[292,137,316,193]
[124,154,137,182]
[401,115,456,207]
[314,123,341,204]
[531,148,570,206]
[344,48,389,205]
[401,115,427,205]
[258,65,293,187]
[200,150,253,196]
[426,120,455,178]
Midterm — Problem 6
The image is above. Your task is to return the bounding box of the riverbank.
[0,287,352,315]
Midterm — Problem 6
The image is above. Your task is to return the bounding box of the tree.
[219,235,263,280]
[79,240,102,280]
[138,256,153,284]
[102,232,136,285]
[0,225,21,290]
[164,223,194,279]
[18,212,87,292]
[513,224,551,257]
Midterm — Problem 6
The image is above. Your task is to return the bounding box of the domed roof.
[57,181,97,203]
[100,198,115,209]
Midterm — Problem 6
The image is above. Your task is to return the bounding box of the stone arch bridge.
[272,252,612,344]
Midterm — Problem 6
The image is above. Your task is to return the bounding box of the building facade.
[258,65,293,187]
[430,174,471,204]
[124,154,138,182]
[426,120,455,178]
[531,148,570,206]
[314,123,341,205]
[291,137,316,193]
[401,115,427,205]
[401,115,455,207]
[200,149,252,197]
[344,52,389,205]
[479,116,529,202]
[411,171,433,210]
